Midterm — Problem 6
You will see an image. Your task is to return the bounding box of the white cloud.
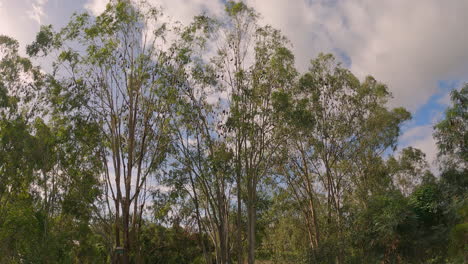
[245,0,468,111]
[437,92,452,106]
[82,0,468,111]
[84,0,108,16]
[410,134,438,173]
[400,125,432,143]
[27,0,48,24]
[0,1,41,56]
[241,0,468,172]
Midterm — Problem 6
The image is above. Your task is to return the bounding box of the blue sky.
[1,0,466,169]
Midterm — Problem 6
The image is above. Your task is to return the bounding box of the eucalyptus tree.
[219,4,259,262]
[168,15,235,264]
[211,3,297,263]
[0,35,44,121]
[0,36,57,262]
[0,36,40,261]
[0,34,105,262]
[278,54,411,262]
[0,35,41,198]
[434,84,468,263]
[27,1,180,261]
[170,2,297,263]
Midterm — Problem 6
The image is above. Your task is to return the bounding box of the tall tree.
[157,14,236,264]
[277,54,411,262]
[434,84,468,263]
[27,1,178,262]
[214,3,297,263]
[1,35,105,263]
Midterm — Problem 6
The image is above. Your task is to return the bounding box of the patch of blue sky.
[402,79,461,131]
[332,48,352,68]
[385,80,462,160]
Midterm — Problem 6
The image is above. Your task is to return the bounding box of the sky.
[1,0,466,170]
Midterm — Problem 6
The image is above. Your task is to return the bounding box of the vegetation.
[0,1,466,263]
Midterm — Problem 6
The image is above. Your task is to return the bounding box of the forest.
[0,1,466,263]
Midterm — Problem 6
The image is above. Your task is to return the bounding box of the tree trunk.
[236,141,243,264]
[247,184,256,264]
[189,172,212,264]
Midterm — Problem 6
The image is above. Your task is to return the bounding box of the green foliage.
[225,1,252,17]
[139,223,207,264]
[352,191,414,263]
[434,84,467,168]
[26,25,56,57]
[449,206,468,262]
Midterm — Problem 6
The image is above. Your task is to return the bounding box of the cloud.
[0,0,42,55]
[27,0,48,24]
[437,92,452,107]
[244,0,468,111]
[400,125,432,143]
[240,0,468,172]
[83,0,468,111]
[84,0,107,16]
